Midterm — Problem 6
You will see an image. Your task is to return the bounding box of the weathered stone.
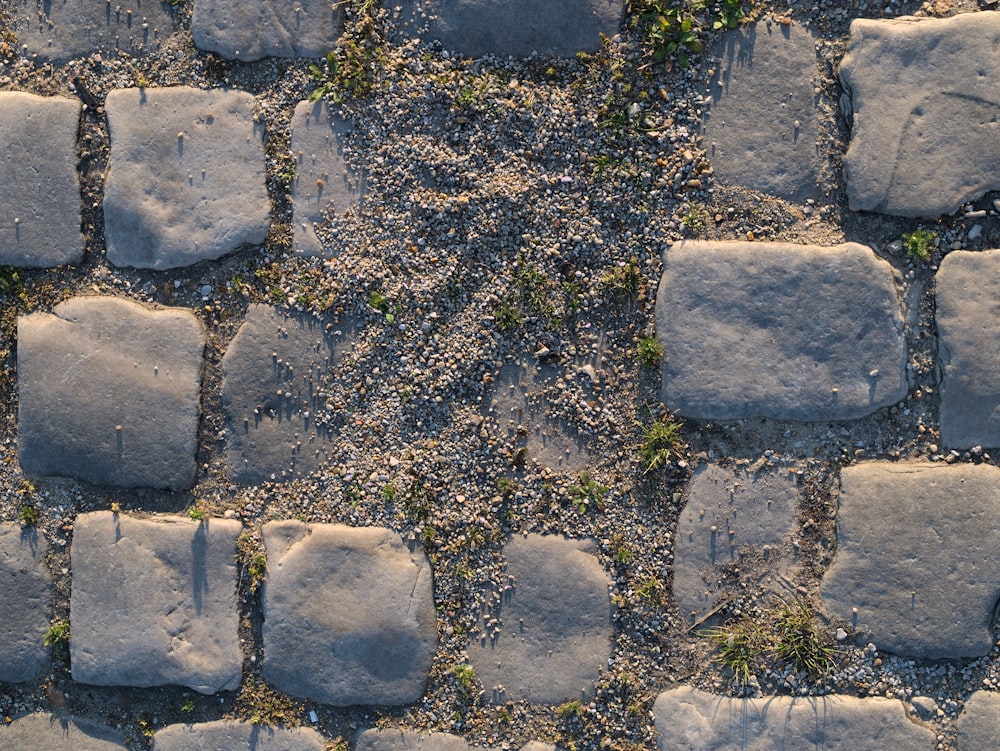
[0,524,49,683]
[222,305,354,484]
[71,512,242,693]
[152,720,326,750]
[821,462,1000,659]
[673,463,799,625]
[355,729,469,751]
[841,12,1000,217]
[955,691,1000,751]
[18,297,205,491]
[656,241,907,421]
[468,534,612,704]
[704,21,818,202]
[12,0,177,63]
[192,0,343,61]
[104,87,270,269]
[937,250,1000,448]
[0,714,126,750]
[653,687,936,750]
[262,522,436,705]
[0,93,83,268]
[290,99,365,256]
[484,358,594,475]
[394,0,624,58]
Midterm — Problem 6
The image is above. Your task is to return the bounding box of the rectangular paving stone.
[468,534,611,704]
[394,0,624,57]
[104,86,270,269]
[18,296,205,491]
[821,462,1000,659]
[0,714,126,750]
[656,241,907,421]
[152,720,326,750]
[673,463,799,625]
[12,0,177,63]
[290,99,365,257]
[262,521,436,706]
[0,524,49,683]
[704,22,819,202]
[0,92,83,268]
[936,249,1000,448]
[841,12,1000,217]
[192,0,343,61]
[70,512,243,694]
[654,687,936,749]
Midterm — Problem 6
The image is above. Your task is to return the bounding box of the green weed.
[557,699,584,719]
[771,600,837,677]
[567,471,608,514]
[632,0,703,68]
[248,552,267,594]
[601,257,642,299]
[638,417,683,473]
[637,336,664,367]
[450,663,476,693]
[44,619,70,649]
[902,229,937,263]
[18,502,39,527]
[702,618,767,684]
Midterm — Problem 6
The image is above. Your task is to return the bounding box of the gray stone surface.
[192,0,343,61]
[704,21,818,202]
[290,99,365,256]
[483,357,595,474]
[104,86,270,269]
[262,521,436,705]
[673,463,799,624]
[656,241,907,421]
[355,729,469,751]
[469,534,612,704]
[937,250,1000,448]
[222,305,354,483]
[71,512,243,693]
[0,92,83,268]
[653,686,936,750]
[0,524,49,683]
[955,691,1000,751]
[394,0,624,58]
[17,296,205,491]
[821,462,1000,659]
[0,714,126,750]
[841,12,1000,217]
[152,721,326,750]
[13,0,177,63]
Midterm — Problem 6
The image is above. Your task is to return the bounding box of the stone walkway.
[3,4,1000,751]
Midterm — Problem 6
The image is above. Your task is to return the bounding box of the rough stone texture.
[355,730,469,751]
[152,721,326,750]
[222,305,355,484]
[841,12,1000,217]
[262,522,436,705]
[71,512,243,694]
[0,714,127,750]
[673,463,799,625]
[192,0,343,61]
[290,99,365,256]
[0,524,49,683]
[937,250,1000,448]
[955,691,1000,751]
[653,686,936,750]
[656,241,907,421]
[0,93,83,268]
[704,21,818,202]
[13,0,177,63]
[18,297,205,491]
[394,0,625,58]
[104,87,270,269]
[469,534,612,704]
[821,462,1000,659]
[484,357,595,475]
